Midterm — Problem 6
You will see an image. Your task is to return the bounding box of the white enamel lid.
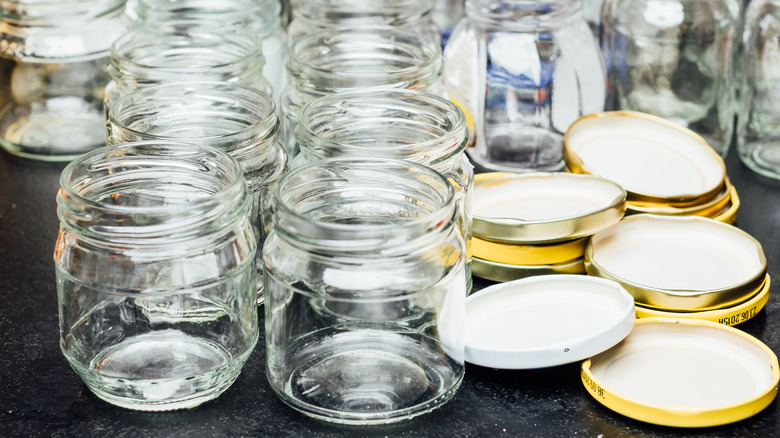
[464,275,635,369]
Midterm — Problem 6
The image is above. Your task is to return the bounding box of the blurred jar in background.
[133,0,286,106]
[443,0,605,173]
[601,0,740,157]
[0,0,130,161]
[433,0,466,46]
[287,0,439,43]
[737,0,780,180]
[583,0,605,37]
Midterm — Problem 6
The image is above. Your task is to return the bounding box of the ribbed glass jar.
[295,88,474,291]
[443,0,606,172]
[264,157,466,425]
[0,0,131,161]
[104,23,270,110]
[55,141,259,411]
[133,0,286,106]
[281,27,445,156]
[287,0,439,43]
[107,81,287,304]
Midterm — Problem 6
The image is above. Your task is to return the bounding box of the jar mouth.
[297,89,467,168]
[58,141,248,241]
[287,27,443,94]
[290,0,435,24]
[135,0,281,33]
[109,24,264,87]
[0,0,126,22]
[108,81,278,152]
[273,157,456,252]
[465,0,583,29]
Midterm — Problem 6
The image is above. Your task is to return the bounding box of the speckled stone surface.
[2,147,779,437]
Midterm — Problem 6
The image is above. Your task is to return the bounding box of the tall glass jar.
[0,0,130,161]
[281,27,445,157]
[433,0,466,46]
[287,0,439,43]
[443,0,606,172]
[104,24,270,109]
[107,82,287,304]
[295,88,474,291]
[55,141,258,411]
[601,0,740,157]
[133,0,286,107]
[264,157,466,425]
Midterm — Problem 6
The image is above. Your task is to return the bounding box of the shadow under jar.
[443,0,605,172]
[0,0,130,161]
[264,157,467,425]
[107,81,287,305]
[55,141,259,411]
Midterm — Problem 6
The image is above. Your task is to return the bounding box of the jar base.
[467,125,565,173]
[741,141,780,182]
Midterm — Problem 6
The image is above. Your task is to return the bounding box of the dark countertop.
[2,147,780,438]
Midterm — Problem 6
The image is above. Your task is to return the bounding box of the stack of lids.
[470,172,627,283]
[563,111,739,224]
[585,214,770,326]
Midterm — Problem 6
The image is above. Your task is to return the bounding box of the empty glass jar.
[0,0,130,160]
[55,141,259,411]
[601,0,740,157]
[264,157,467,425]
[281,27,445,157]
[443,0,606,172]
[107,81,286,304]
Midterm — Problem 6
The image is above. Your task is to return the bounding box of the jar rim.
[134,0,281,33]
[465,0,583,29]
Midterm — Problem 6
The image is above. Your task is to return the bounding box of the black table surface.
[2,146,780,438]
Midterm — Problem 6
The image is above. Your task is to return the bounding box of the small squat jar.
[133,0,286,106]
[264,157,467,425]
[281,27,445,157]
[443,0,606,172]
[105,24,270,110]
[108,81,287,304]
[0,0,131,160]
[55,141,259,411]
[295,89,474,290]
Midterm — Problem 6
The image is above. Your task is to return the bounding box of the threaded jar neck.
[296,89,467,173]
[465,0,583,30]
[135,0,281,36]
[286,27,443,98]
[273,157,456,257]
[289,0,435,30]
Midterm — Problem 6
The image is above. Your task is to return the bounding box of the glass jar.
[295,88,474,291]
[107,81,287,304]
[133,0,286,107]
[264,157,467,425]
[105,23,270,110]
[0,0,131,161]
[601,0,740,157]
[55,141,259,411]
[287,0,439,43]
[737,0,780,179]
[443,0,606,172]
[281,27,445,157]
[433,0,466,46]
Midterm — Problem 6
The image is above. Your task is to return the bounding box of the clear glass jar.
[433,0,466,46]
[737,0,780,179]
[443,0,606,172]
[55,141,259,411]
[264,157,467,425]
[104,23,270,110]
[287,0,439,43]
[295,88,474,291]
[0,0,131,161]
[134,0,286,106]
[107,81,287,304]
[601,0,740,157]
[281,27,445,157]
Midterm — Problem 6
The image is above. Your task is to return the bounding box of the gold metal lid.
[471,256,585,283]
[470,236,587,266]
[626,178,734,218]
[472,172,626,244]
[585,215,767,311]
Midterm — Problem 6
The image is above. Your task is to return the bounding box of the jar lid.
[564,111,726,206]
[626,178,735,218]
[470,236,587,266]
[585,215,767,311]
[581,318,780,428]
[465,275,635,369]
[471,256,585,283]
[472,172,626,244]
[634,275,770,326]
